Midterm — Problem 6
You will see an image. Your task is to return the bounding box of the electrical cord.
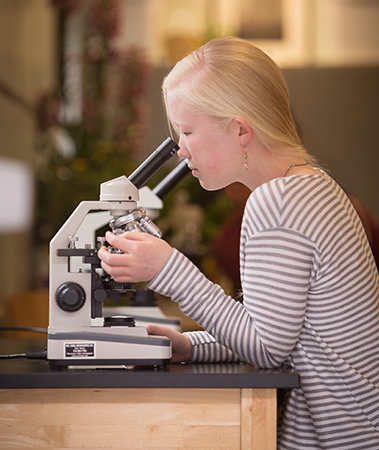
[0,351,47,360]
[0,326,47,334]
[0,326,48,360]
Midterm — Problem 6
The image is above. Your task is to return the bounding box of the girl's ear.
[234,116,253,145]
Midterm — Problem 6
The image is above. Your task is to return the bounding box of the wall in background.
[285,67,379,216]
[118,0,379,67]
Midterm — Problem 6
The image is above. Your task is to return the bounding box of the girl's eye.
[182,132,191,136]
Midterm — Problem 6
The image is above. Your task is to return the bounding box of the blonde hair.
[163,36,316,165]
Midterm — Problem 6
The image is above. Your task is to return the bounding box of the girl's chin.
[198,179,224,192]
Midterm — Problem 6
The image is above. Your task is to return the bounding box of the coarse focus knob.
[55,282,86,312]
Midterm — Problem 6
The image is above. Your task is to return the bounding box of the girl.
[98,37,379,449]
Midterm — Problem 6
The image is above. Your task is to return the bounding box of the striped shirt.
[148,173,379,449]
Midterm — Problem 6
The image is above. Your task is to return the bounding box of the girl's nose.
[177,147,186,159]
[177,138,189,159]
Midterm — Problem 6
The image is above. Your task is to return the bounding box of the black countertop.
[0,338,300,390]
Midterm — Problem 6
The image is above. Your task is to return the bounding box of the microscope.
[47,138,189,369]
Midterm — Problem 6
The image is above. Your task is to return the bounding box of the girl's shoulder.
[243,173,340,233]
[247,173,333,210]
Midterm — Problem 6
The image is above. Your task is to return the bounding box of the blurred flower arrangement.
[35,0,151,244]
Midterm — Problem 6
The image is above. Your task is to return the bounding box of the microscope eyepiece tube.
[152,158,190,199]
[128,137,179,189]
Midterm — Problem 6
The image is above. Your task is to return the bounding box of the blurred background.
[0,0,378,328]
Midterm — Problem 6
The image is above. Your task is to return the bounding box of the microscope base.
[47,327,172,369]
[48,358,170,370]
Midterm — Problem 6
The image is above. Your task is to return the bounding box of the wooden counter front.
[0,339,299,449]
[0,387,278,449]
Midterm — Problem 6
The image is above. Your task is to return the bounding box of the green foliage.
[35,1,150,242]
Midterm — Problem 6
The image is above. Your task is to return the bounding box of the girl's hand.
[145,324,193,363]
[97,231,173,283]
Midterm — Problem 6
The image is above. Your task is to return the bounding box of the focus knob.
[55,282,86,312]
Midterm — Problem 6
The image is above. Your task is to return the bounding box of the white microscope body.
[47,138,182,368]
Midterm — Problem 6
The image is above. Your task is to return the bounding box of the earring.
[244,145,248,171]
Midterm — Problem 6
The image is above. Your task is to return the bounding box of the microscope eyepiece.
[128,137,179,189]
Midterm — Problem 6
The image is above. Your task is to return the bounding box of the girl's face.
[166,90,244,191]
